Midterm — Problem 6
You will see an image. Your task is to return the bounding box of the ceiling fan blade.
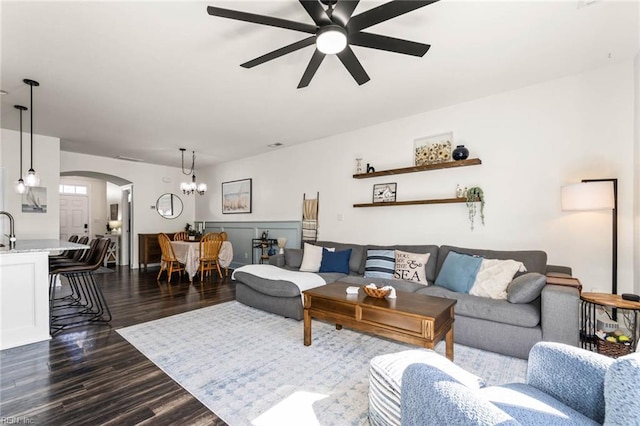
[331,0,360,26]
[298,50,326,88]
[349,32,430,57]
[241,37,316,68]
[207,6,316,34]
[348,0,439,32]
[336,46,370,85]
[299,0,332,26]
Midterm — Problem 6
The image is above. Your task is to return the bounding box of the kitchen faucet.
[0,211,16,249]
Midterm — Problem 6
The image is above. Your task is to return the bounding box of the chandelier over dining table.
[179,148,207,195]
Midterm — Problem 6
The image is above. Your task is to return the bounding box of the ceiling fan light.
[316,25,347,54]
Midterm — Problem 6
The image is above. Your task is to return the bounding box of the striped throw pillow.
[364,249,396,278]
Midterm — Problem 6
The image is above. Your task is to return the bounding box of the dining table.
[170,240,233,281]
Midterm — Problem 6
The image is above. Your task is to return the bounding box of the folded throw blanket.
[232,264,326,301]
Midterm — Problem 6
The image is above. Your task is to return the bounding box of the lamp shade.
[561,181,614,211]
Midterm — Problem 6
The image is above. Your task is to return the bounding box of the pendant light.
[14,105,28,194]
[179,148,207,195]
[24,79,40,187]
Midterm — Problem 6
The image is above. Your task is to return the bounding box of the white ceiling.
[1,0,638,168]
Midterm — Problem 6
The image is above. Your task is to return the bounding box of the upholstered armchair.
[401,342,639,425]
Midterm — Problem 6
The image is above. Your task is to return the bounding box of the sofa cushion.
[435,251,483,293]
[284,248,303,269]
[416,285,541,327]
[364,249,396,278]
[315,241,365,275]
[367,244,439,282]
[319,248,352,274]
[394,250,430,284]
[438,245,547,276]
[299,243,334,272]
[469,258,527,300]
[233,271,304,298]
[507,273,547,304]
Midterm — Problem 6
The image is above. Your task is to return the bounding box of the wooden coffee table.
[303,282,457,361]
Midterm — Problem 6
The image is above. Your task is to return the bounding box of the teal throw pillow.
[319,248,352,274]
[435,251,483,293]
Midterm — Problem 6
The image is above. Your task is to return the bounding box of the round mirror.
[156,193,183,219]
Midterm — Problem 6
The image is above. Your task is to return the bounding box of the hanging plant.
[466,187,485,231]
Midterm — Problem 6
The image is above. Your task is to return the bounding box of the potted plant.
[466,187,485,230]
[185,223,198,240]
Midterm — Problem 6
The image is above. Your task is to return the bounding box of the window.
[59,184,88,195]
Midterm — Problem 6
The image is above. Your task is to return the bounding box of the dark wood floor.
[0,266,235,425]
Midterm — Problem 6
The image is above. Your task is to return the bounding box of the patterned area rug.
[117,301,527,426]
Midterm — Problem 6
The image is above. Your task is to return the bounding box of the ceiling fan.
[207,0,439,88]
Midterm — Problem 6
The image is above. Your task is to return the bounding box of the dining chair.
[219,231,228,241]
[157,233,185,282]
[198,234,223,280]
[173,231,189,241]
[201,232,220,241]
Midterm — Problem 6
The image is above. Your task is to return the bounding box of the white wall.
[634,51,640,294]
[197,61,636,295]
[60,152,195,267]
[0,129,60,240]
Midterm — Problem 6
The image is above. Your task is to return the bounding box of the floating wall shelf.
[353,158,481,179]
[353,198,469,208]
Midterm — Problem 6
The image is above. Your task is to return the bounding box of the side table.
[251,238,278,264]
[580,292,640,355]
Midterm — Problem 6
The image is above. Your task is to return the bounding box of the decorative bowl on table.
[362,285,390,299]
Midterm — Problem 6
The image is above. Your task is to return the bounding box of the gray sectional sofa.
[233,241,580,359]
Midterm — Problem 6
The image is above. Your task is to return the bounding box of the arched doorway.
[60,171,133,268]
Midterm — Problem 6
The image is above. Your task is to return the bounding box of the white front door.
[60,195,89,240]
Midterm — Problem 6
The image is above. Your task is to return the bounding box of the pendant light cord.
[180,148,194,175]
[13,105,27,181]
[30,83,34,169]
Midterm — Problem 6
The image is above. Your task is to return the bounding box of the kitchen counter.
[0,239,89,254]
[0,239,88,350]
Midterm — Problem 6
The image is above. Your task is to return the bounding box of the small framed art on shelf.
[373,183,397,203]
[414,132,453,165]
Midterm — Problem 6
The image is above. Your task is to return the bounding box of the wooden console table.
[138,233,174,271]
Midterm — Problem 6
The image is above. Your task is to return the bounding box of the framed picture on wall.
[22,186,47,213]
[222,178,252,214]
[373,183,397,203]
[110,204,118,220]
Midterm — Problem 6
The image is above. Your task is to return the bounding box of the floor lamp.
[561,178,618,317]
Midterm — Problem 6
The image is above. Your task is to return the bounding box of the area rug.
[117,301,527,426]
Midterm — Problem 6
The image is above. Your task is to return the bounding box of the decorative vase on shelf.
[452,145,469,161]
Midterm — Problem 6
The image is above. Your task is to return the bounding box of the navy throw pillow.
[319,248,352,274]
